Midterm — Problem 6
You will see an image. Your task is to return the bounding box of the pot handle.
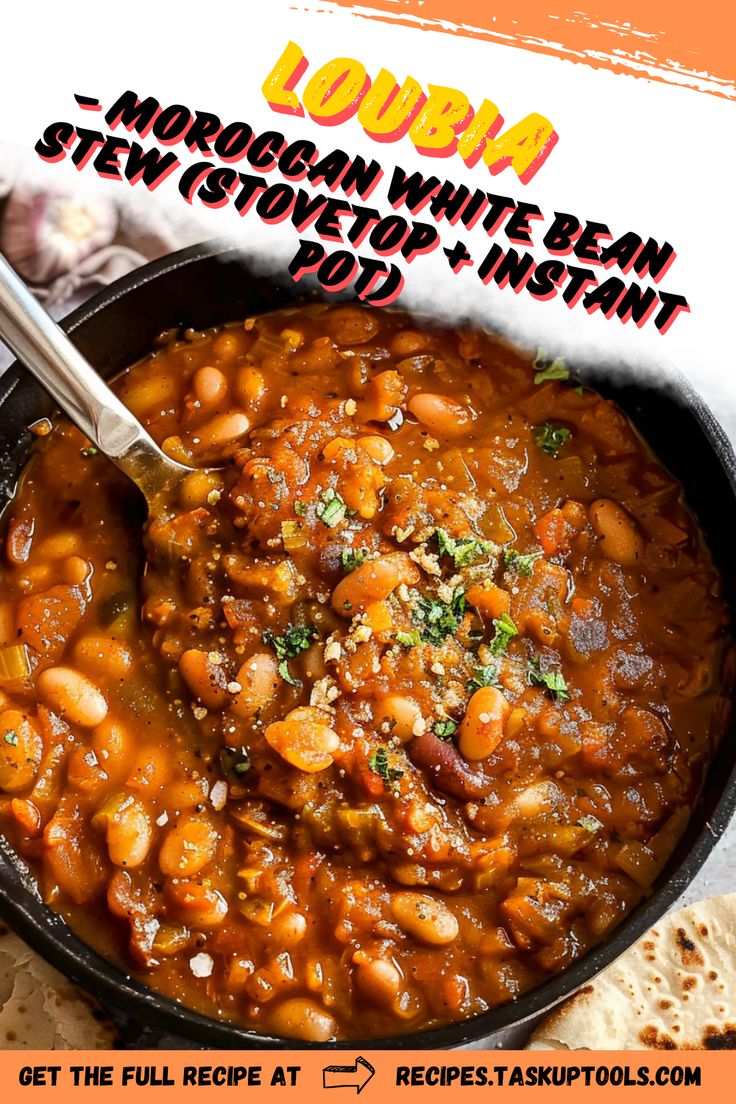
[0,251,189,501]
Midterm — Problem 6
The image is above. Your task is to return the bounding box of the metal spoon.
[0,251,192,506]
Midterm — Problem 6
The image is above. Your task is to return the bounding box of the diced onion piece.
[613,840,660,888]
[281,520,306,551]
[250,331,292,357]
[161,435,193,464]
[0,644,31,682]
[239,898,277,926]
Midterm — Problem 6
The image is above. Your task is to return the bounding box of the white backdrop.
[2,0,735,428]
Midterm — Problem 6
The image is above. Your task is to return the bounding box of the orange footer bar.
[3,1050,732,1102]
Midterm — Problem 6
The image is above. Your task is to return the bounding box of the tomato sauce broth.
[0,303,731,1041]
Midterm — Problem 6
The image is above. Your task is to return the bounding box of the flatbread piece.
[528,893,736,1049]
[0,923,117,1049]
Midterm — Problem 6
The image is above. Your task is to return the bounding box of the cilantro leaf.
[263,624,317,661]
[264,624,317,683]
[219,745,252,775]
[467,665,499,693]
[278,660,298,686]
[503,548,542,576]
[368,745,404,787]
[533,349,570,385]
[294,500,306,516]
[534,422,572,457]
[317,488,347,528]
[528,656,570,701]
[433,718,457,741]
[489,610,518,655]
[395,629,422,648]
[3,731,18,746]
[414,588,466,645]
[341,547,367,573]
[434,529,456,559]
[542,670,570,700]
[434,528,495,569]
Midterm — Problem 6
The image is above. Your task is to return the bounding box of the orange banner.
[2,1051,732,1102]
[327,1,736,99]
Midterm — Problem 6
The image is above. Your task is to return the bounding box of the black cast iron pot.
[0,239,734,1050]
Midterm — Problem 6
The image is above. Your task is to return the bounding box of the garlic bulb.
[0,187,118,284]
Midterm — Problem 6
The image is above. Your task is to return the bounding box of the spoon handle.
[0,252,185,499]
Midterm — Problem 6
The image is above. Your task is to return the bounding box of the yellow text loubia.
[262,41,557,184]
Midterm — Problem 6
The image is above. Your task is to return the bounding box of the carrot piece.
[466,584,510,620]
[11,797,42,836]
[534,500,587,557]
[363,600,394,636]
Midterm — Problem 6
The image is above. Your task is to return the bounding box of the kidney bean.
[409,730,493,800]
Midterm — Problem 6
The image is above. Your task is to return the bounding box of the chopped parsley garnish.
[264,624,317,660]
[414,588,466,645]
[544,670,570,700]
[341,547,367,573]
[219,745,252,775]
[467,664,499,693]
[395,629,422,648]
[528,656,570,701]
[578,814,603,833]
[489,610,518,655]
[503,548,542,576]
[533,349,570,385]
[368,745,404,787]
[3,731,18,746]
[434,528,495,569]
[433,718,457,741]
[263,623,317,684]
[534,422,572,456]
[317,488,347,528]
[80,445,98,457]
[294,500,306,516]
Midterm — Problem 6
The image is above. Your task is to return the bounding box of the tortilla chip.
[0,924,117,1049]
[528,893,736,1050]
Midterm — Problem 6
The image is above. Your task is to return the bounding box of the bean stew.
[0,303,731,1041]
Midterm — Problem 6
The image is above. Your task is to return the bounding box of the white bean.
[38,667,108,727]
[589,499,644,567]
[391,891,459,945]
[195,411,250,450]
[193,365,228,406]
